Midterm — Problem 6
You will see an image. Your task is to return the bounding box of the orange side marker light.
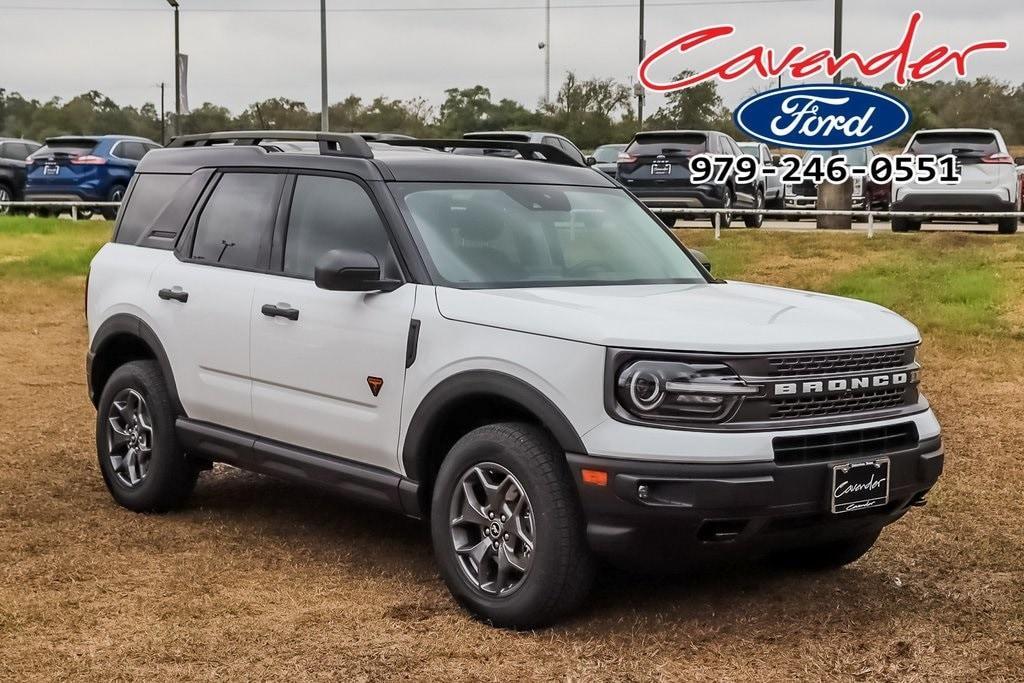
[581,469,608,486]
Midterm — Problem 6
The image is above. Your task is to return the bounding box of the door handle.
[261,303,299,321]
[158,288,188,303]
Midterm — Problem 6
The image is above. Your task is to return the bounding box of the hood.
[434,282,919,353]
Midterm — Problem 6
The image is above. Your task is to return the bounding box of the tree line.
[2,73,1022,151]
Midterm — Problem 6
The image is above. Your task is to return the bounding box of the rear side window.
[908,132,999,161]
[192,173,282,269]
[115,173,190,245]
[283,175,394,278]
[626,134,707,157]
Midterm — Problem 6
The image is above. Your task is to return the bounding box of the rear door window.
[627,134,708,158]
[115,142,147,161]
[282,175,396,279]
[191,173,283,269]
[908,132,999,162]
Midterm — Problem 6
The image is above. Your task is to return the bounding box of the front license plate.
[831,458,889,514]
[651,162,672,175]
[43,164,59,175]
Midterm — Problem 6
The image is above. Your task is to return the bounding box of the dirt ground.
[1,272,1023,682]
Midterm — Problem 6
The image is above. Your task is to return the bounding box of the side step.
[176,418,421,518]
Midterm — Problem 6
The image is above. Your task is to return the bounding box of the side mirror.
[314,249,401,292]
[689,248,712,274]
[1015,156,1024,166]
[585,155,598,166]
[771,154,782,166]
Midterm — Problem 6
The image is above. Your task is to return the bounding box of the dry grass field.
[1,219,1022,681]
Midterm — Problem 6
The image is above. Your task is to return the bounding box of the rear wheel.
[773,529,882,571]
[744,187,765,228]
[96,360,198,512]
[430,423,594,629]
[101,184,126,221]
[998,196,1020,234]
[0,184,11,215]
[714,187,734,229]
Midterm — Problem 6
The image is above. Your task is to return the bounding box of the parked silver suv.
[893,128,1020,234]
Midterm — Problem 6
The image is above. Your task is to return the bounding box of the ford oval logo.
[734,84,912,150]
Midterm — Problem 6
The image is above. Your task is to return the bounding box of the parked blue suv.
[25,135,160,219]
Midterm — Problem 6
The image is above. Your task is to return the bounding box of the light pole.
[167,0,180,136]
[538,0,550,105]
[637,0,645,127]
[320,0,329,130]
[833,0,843,84]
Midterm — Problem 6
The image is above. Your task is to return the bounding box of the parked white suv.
[86,132,944,628]
[893,128,1020,233]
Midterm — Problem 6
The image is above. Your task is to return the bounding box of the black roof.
[144,131,615,187]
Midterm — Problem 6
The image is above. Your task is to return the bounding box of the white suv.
[86,132,944,628]
[893,128,1020,233]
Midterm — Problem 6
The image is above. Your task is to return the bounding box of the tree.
[540,72,633,149]
[648,70,730,133]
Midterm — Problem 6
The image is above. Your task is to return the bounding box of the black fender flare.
[88,313,185,415]
[401,370,587,485]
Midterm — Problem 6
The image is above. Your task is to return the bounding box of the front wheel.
[773,529,882,571]
[430,423,594,629]
[0,185,11,215]
[892,217,921,233]
[96,360,198,512]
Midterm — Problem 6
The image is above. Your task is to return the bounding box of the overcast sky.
[0,0,1019,117]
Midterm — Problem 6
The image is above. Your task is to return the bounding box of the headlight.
[615,359,760,424]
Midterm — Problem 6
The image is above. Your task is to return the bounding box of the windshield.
[391,184,706,289]
[592,145,625,163]
[802,147,869,166]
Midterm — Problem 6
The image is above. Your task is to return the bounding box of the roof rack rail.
[166,130,374,159]
[379,138,586,168]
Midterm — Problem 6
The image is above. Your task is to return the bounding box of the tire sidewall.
[430,425,580,627]
[96,361,184,511]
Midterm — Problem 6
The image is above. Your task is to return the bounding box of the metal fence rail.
[666,207,1024,239]
[2,201,1022,240]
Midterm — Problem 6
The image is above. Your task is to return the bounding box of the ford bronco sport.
[86,131,943,628]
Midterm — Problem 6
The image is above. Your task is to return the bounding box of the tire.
[773,529,881,571]
[714,187,734,229]
[0,184,11,216]
[744,187,765,228]
[891,217,921,233]
[96,360,198,512]
[101,184,126,221]
[997,217,1018,234]
[430,422,595,629]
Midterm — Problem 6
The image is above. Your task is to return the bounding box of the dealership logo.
[772,370,916,398]
[638,11,1008,92]
[734,85,911,150]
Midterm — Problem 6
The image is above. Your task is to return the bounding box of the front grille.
[770,387,906,420]
[766,346,914,377]
[773,422,918,464]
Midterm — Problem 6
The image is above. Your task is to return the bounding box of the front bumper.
[567,435,942,559]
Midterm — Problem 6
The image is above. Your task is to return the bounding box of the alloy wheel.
[449,462,535,596]
[106,388,154,487]
[721,189,733,227]
[0,187,10,215]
